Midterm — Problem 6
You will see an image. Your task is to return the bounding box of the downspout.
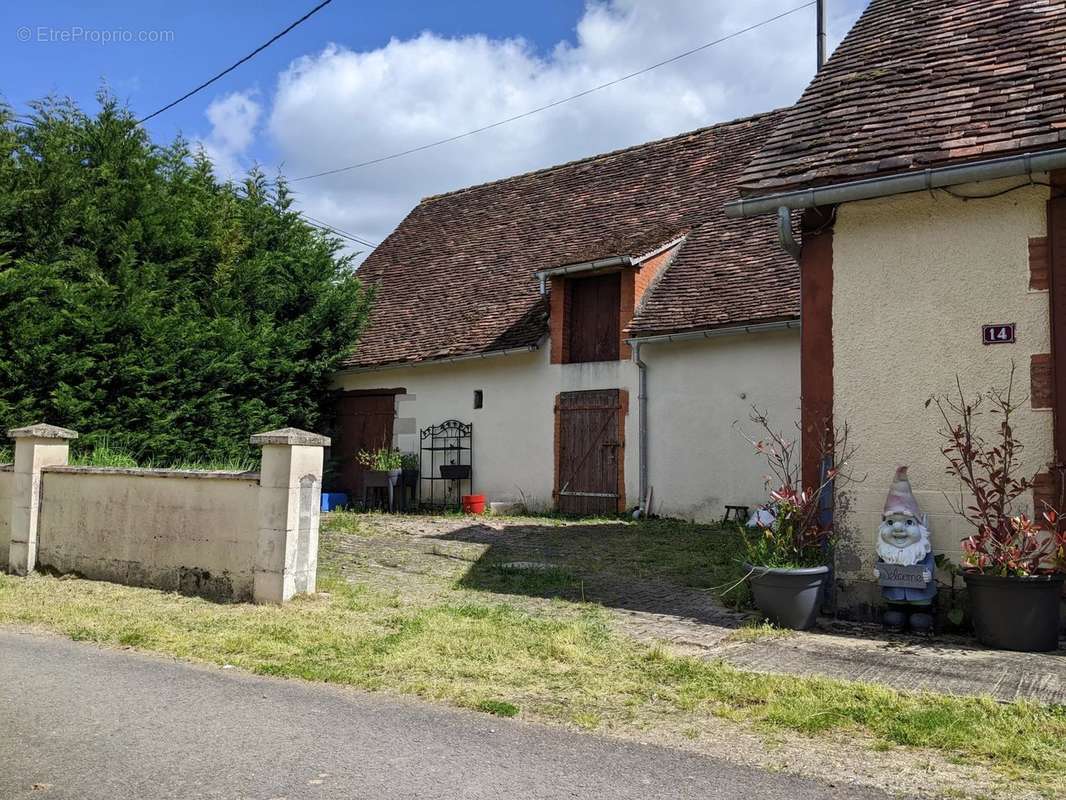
[774,0,823,265]
[633,341,648,517]
[816,0,827,70]
[777,206,802,262]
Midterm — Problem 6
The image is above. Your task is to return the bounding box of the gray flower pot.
[964,572,1064,652]
[364,469,401,489]
[744,563,830,630]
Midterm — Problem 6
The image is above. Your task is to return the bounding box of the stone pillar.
[250,427,330,604]
[7,424,78,575]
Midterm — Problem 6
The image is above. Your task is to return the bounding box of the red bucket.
[462,494,486,514]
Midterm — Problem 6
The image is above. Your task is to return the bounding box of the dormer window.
[566,272,621,363]
[538,235,687,366]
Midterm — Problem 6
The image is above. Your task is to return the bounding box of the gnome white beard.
[876,521,931,566]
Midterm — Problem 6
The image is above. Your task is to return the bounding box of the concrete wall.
[335,329,800,521]
[831,178,1051,610]
[0,466,12,567]
[36,468,260,600]
[3,426,328,604]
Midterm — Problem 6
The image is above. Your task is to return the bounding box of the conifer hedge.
[0,96,371,463]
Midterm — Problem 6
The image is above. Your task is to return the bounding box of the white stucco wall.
[0,466,12,567]
[832,178,1052,599]
[335,329,800,521]
[35,468,261,599]
[642,331,801,520]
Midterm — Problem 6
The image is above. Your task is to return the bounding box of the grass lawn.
[1,560,1064,797]
[330,510,755,607]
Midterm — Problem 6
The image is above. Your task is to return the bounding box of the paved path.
[0,630,894,800]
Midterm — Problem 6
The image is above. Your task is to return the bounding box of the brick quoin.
[549,276,570,364]
[1031,353,1053,409]
[619,271,636,360]
[621,246,678,359]
[1030,236,1049,291]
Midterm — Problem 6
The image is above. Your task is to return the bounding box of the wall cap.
[250,427,330,447]
[7,423,79,440]
[43,465,260,481]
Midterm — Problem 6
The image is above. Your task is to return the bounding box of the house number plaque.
[982,323,1015,345]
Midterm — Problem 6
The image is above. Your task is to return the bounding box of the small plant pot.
[744,563,829,630]
[963,572,1064,652]
[364,469,400,488]
[439,464,471,480]
[401,468,420,487]
[462,494,486,514]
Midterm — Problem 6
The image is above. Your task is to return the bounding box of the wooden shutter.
[567,272,621,363]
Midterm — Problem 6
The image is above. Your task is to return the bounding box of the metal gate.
[555,389,625,515]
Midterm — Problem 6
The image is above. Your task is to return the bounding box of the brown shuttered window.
[567,272,621,363]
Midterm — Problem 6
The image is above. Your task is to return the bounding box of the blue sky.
[3,1,588,160]
[2,1,869,252]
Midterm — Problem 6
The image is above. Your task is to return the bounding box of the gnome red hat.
[883,466,922,519]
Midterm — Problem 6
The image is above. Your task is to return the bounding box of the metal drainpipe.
[816,0,827,70]
[633,341,648,517]
[777,206,802,262]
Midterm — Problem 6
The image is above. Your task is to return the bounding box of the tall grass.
[0,571,1062,797]
[66,437,256,472]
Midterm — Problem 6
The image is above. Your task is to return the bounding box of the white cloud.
[197,90,262,179]
[255,0,866,255]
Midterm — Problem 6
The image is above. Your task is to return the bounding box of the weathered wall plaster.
[0,467,12,567]
[832,178,1051,610]
[4,427,327,604]
[36,469,260,600]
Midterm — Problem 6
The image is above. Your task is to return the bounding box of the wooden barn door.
[555,389,625,515]
[334,391,399,499]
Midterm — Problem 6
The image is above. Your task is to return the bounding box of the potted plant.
[357,447,403,489]
[735,408,858,630]
[931,367,1066,652]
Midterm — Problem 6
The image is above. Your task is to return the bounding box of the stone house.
[726,0,1066,612]
[331,111,799,520]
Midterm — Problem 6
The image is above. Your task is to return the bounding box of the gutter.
[536,256,631,295]
[628,318,800,518]
[335,344,539,375]
[724,148,1066,219]
[534,236,687,295]
[626,318,800,347]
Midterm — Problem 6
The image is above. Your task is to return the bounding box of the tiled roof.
[346,110,798,368]
[738,0,1066,195]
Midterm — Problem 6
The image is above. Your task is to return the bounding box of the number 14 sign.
[982,323,1016,345]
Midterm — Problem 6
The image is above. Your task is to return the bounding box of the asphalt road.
[0,629,894,800]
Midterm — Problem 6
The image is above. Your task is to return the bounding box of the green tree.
[0,95,371,463]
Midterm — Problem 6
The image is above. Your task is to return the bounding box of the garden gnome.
[873,466,937,634]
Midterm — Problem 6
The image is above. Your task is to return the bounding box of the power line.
[137,0,334,125]
[302,217,377,251]
[306,222,369,250]
[291,1,816,182]
[302,214,378,248]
